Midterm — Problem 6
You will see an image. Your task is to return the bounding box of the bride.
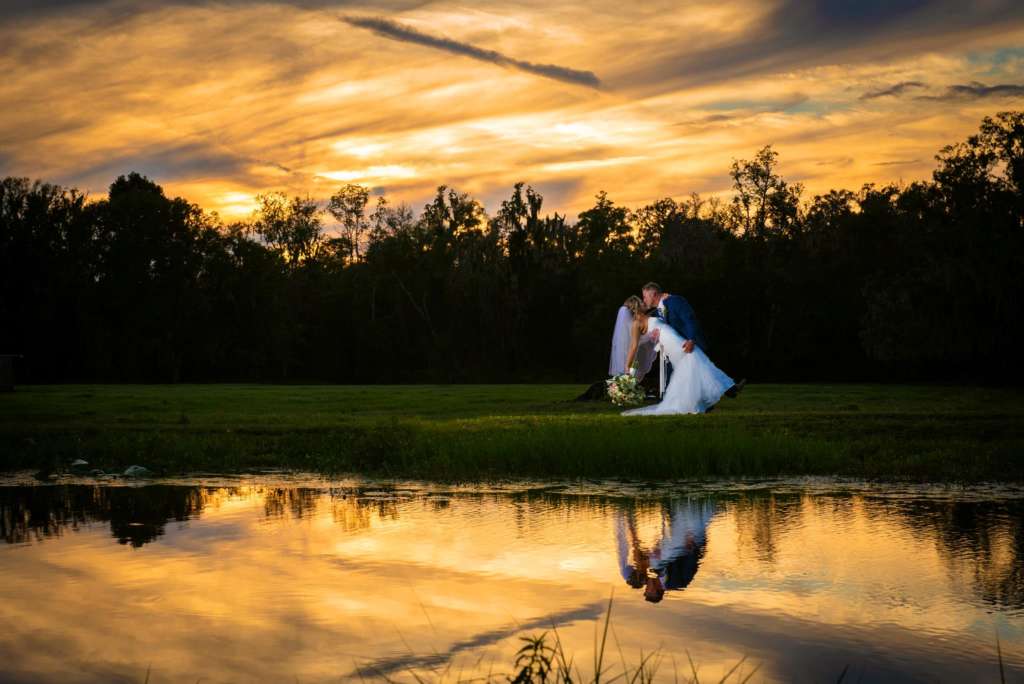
[609,297,657,380]
[620,296,734,416]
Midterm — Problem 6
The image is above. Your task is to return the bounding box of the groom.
[642,282,707,354]
[642,281,745,399]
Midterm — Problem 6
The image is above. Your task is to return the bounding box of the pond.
[1,475,1022,683]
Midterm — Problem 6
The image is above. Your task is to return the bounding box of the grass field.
[1,383,1022,481]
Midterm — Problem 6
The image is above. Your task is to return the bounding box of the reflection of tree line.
[0,485,405,547]
[866,497,1024,610]
[722,491,1024,611]
[262,487,321,520]
[1,486,1021,610]
[0,486,669,548]
[261,487,402,532]
[729,493,810,565]
[0,485,210,547]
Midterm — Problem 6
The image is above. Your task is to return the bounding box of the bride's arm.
[624,320,641,372]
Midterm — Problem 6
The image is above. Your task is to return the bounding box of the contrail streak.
[342,15,601,89]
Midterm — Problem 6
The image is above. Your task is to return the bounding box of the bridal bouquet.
[606,372,645,407]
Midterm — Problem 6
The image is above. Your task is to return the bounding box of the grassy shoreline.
[1,384,1022,481]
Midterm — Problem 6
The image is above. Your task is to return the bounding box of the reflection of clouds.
[349,601,606,678]
[0,1,1022,220]
[0,486,621,682]
[610,597,1022,683]
[0,484,1022,681]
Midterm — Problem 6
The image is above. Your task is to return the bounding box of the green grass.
[1,383,1022,481]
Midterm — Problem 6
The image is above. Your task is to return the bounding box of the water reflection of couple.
[616,499,717,603]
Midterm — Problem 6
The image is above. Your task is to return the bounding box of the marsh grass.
[3,383,1022,480]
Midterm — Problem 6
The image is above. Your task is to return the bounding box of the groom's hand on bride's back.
[683,340,695,354]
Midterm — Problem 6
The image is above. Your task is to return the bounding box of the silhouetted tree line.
[2,111,1022,383]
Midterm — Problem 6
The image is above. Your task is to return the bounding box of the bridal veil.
[609,305,657,379]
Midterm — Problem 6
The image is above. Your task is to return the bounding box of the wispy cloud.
[70,142,251,186]
[861,79,1024,101]
[919,81,1024,100]
[860,81,926,100]
[4,0,428,18]
[341,15,601,88]
[623,0,1024,91]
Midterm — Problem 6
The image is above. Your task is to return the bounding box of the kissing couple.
[609,282,745,415]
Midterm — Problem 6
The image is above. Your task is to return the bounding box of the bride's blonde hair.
[624,295,645,317]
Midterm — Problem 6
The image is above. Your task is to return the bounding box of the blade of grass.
[686,650,700,684]
[997,631,1006,684]
[737,662,761,684]
[717,655,747,683]
[594,591,615,684]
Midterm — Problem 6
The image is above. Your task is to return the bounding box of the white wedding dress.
[622,317,734,416]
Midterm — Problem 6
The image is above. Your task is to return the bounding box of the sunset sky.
[3,0,1024,221]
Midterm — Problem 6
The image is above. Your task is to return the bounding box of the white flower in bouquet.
[606,372,645,407]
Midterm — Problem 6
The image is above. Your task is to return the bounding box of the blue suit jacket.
[661,295,708,351]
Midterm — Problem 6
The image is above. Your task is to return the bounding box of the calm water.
[1,476,1022,683]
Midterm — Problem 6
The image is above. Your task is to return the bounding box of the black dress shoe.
[725,378,747,398]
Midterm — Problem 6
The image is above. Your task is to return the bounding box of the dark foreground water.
[0,476,1022,683]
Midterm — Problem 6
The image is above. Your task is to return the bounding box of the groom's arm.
[678,299,704,352]
[668,299,698,353]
